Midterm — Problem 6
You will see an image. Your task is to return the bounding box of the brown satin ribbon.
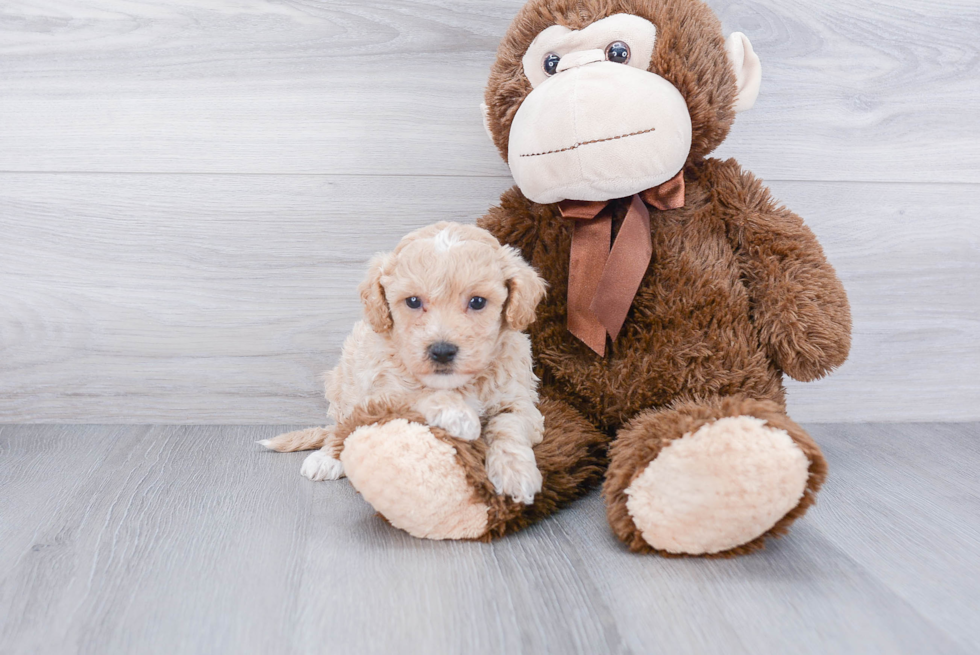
[557,169,686,356]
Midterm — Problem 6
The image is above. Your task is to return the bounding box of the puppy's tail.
[258,427,332,452]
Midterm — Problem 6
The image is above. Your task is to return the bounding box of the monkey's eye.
[468,296,487,311]
[605,41,630,64]
[405,296,422,309]
[543,53,561,76]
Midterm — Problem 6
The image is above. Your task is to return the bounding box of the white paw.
[301,451,345,481]
[426,405,481,442]
[486,442,542,505]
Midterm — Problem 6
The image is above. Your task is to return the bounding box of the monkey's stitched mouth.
[519,126,656,158]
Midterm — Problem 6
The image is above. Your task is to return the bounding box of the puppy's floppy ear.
[359,252,394,334]
[499,246,547,331]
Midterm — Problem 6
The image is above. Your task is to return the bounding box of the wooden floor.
[1,423,977,654]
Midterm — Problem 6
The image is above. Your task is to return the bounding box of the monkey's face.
[509,14,691,204]
[484,1,762,205]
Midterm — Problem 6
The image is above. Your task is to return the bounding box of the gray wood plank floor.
[1,423,977,654]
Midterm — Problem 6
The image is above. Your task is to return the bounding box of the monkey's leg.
[338,394,608,541]
[603,395,826,557]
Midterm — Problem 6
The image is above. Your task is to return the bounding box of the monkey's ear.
[726,32,762,113]
[358,253,394,334]
[480,102,494,143]
[500,246,547,331]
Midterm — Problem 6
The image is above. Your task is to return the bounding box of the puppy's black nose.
[427,341,458,364]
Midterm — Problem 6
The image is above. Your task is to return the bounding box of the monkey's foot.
[604,397,826,556]
[337,396,607,542]
[340,419,489,540]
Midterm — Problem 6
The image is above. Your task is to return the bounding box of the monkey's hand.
[719,160,852,381]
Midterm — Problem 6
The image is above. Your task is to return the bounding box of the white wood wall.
[1,0,977,423]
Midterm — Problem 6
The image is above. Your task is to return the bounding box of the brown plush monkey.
[337,0,851,556]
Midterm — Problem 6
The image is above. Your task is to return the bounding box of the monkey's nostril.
[427,341,459,365]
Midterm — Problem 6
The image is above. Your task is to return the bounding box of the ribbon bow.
[557,170,685,356]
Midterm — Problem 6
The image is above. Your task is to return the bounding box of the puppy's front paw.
[426,405,481,442]
[301,451,344,481]
[486,441,542,505]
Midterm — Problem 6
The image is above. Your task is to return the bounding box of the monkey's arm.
[715,159,851,381]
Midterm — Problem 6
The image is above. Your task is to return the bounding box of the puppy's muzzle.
[427,341,458,365]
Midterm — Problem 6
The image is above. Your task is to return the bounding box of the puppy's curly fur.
[261,222,549,505]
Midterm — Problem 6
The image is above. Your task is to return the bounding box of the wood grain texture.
[0,0,977,182]
[1,0,978,422]
[0,423,977,654]
[1,174,977,423]
[805,423,980,650]
[0,174,510,423]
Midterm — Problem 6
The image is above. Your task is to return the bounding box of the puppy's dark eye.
[468,296,487,310]
[605,41,630,64]
[543,53,561,76]
[405,296,422,309]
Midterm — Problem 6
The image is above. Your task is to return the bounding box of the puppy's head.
[359,222,546,389]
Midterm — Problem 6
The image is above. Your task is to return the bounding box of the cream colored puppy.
[261,222,548,504]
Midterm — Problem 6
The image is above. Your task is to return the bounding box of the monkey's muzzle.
[508,61,692,204]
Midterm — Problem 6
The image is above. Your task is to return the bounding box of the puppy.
[260,222,548,504]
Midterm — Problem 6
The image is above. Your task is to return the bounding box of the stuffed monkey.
[339,0,851,556]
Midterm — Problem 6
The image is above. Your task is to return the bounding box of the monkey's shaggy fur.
[468,0,850,554]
